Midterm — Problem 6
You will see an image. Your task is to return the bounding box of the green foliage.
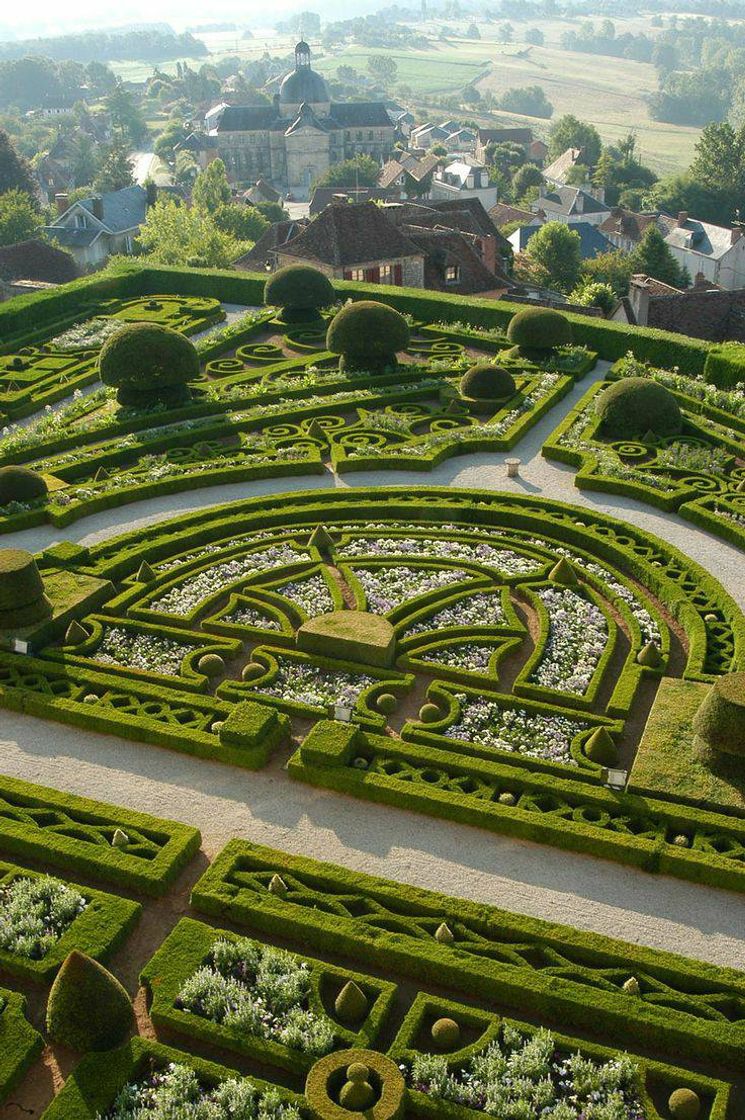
[431,1017,461,1049]
[93,142,135,194]
[99,322,199,405]
[498,85,553,118]
[629,226,689,289]
[214,203,269,243]
[297,611,397,668]
[507,306,573,352]
[0,189,41,247]
[704,342,745,389]
[584,727,618,766]
[138,197,241,268]
[548,115,602,166]
[0,548,49,626]
[460,364,516,402]
[0,466,47,505]
[46,950,133,1051]
[335,980,369,1023]
[693,673,745,758]
[0,128,35,196]
[265,265,335,320]
[524,222,582,293]
[596,377,682,439]
[326,300,410,370]
[312,154,380,191]
[104,83,148,146]
[191,159,232,212]
[198,653,225,678]
[668,1088,701,1119]
[570,280,616,314]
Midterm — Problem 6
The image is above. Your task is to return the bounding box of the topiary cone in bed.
[64,620,88,646]
[584,727,618,766]
[335,980,368,1023]
[310,524,336,556]
[692,672,745,759]
[46,950,133,1051]
[637,641,662,668]
[0,549,52,629]
[549,557,579,585]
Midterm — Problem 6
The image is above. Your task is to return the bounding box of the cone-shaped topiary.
[198,653,225,678]
[419,703,441,724]
[596,378,682,440]
[268,873,288,896]
[0,465,47,506]
[265,265,335,323]
[431,1017,461,1049]
[549,557,579,585]
[506,307,572,355]
[136,560,156,583]
[94,467,109,482]
[339,1063,376,1110]
[99,323,199,408]
[435,922,454,944]
[327,301,410,373]
[111,828,129,849]
[335,980,369,1023]
[668,1088,701,1120]
[622,976,640,996]
[46,950,133,1051]
[0,549,51,629]
[310,524,336,555]
[459,364,516,413]
[377,692,398,714]
[692,672,745,758]
[64,620,88,646]
[637,641,662,668]
[584,727,618,766]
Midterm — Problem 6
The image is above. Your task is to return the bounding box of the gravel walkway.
[2,366,745,969]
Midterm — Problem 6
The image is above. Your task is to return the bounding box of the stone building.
[187,42,395,194]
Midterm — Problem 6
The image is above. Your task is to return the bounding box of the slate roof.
[476,127,533,145]
[44,227,99,248]
[542,147,585,183]
[309,187,392,217]
[513,221,612,260]
[212,105,285,132]
[404,226,509,294]
[489,203,535,228]
[599,207,660,244]
[243,179,281,204]
[664,217,740,261]
[279,201,421,268]
[79,185,147,232]
[534,186,609,219]
[378,152,439,189]
[210,100,393,133]
[0,239,78,284]
[329,103,394,128]
[234,219,309,270]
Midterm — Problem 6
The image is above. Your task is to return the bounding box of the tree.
[191,158,232,212]
[138,196,241,267]
[630,226,690,288]
[548,115,602,167]
[689,121,745,205]
[511,164,543,196]
[466,23,480,38]
[497,85,553,118]
[214,202,269,241]
[525,28,544,46]
[105,82,148,145]
[525,222,582,292]
[93,143,134,193]
[0,189,42,246]
[0,128,35,197]
[582,249,634,296]
[175,151,199,190]
[367,55,398,86]
[644,173,732,227]
[570,279,616,313]
[72,135,98,188]
[255,201,290,223]
[312,155,379,190]
[498,23,514,43]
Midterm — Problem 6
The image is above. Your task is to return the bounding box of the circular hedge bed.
[99,323,200,407]
[596,377,682,439]
[326,301,410,372]
[265,265,335,323]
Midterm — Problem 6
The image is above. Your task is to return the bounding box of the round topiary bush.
[198,653,225,678]
[419,702,441,724]
[506,307,573,356]
[242,661,265,681]
[339,1064,376,1111]
[46,950,133,1051]
[265,265,335,323]
[0,549,51,629]
[377,692,398,715]
[0,466,47,506]
[668,1088,701,1120]
[326,301,410,373]
[431,1017,461,1049]
[596,378,682,439]
[692,672,745,758]
[99,323,200,408]
[459,364,516,413]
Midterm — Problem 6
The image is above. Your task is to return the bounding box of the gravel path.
[2,365,745,969]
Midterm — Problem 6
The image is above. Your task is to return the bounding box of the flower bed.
[0,874,86,961]
[530,587,608,695]
[443,695,587,765]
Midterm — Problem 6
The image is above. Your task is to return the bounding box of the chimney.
[677,211,689,226]
[55,192,69,215]
[91,195,104,221]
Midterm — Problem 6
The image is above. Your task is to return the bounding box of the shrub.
[99,323,200,407]
[0,466,47,506]
[419,703,441,724]
[198,653,225,678]
[703,342,745,389]
[377,692,398,714]
[506,307,572,354]
[265,265,335,323]
[339,1063,376,1110]
[668,1088,701,1120]
[431,1017,461,1049]
[692,672,745,758]
[335,980,368,1023]
[584,728,618,766]
[596,377,682,439]
[46,950,133,1051]
[0,549,51,628]
[326,301,410,372]
[460,364,516,404]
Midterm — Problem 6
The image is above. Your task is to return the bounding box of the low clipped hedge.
[0,773,199,896]
[192,839,745,1071]
[704,341,745,389]
[0,860,140,983]
[0,986,43,1103]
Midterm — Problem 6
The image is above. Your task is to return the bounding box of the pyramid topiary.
[637,641,662,668]
[99,323,199,408]
[0,549,52,629]
[136,561,156,583]
[46,950,133,1051]
[693,672,745,758]
[265,265,335,323]
[431,1017,461,1049]
[584,727,618,766]
[64,620,88,646]
[596,378,682,440]
[326,301,410,373]
[0,465,48,506]
[622,976,640,995]
[434,922,454,944]
[549,557,579,585]
[335,980,368,1023]
[310,524,336,555]
[668,1088,701,1120]
[268,873,288,896]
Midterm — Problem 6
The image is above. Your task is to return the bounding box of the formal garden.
[0,261,742,1117]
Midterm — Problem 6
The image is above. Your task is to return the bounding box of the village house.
[612,272,745,341]
[43,185,148,270]
[509,220,612,261]
[430,161,498,209]
[542,147,587,187]
[662,212,745,291]
[378,152,440,197]
[599,207,663,253]
[531,185,610,227]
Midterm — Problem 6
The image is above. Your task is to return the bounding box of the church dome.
[279,41,330,106]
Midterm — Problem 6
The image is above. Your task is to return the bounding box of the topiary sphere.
[198,653,225,678]
[0,548,51,628]
[692,672,745,758]
[506,307,573,353]
[596,378,682,440]
[431,1017,461,1050]
[377,692,398,714]
[265,265,335,322]
[46,950,133,1051]
[419,703,441,724]
[668,1088,701,1120]
[0,466,47,506]
[99,323,200,407]
[460,364,516,402]
[326,301,410,372]
[339,1063,376,1111]
[242,661,265,681]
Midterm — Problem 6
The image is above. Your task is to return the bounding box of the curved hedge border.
[0,986,42,1104]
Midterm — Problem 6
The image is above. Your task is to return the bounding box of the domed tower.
[279,41,331,116]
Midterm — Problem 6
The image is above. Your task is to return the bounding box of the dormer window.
[445,265,460,284]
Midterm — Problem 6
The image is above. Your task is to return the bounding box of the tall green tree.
[105,82,148,146]
[138,196,240,267]
[524,222,582,292]
[191,158,232,211]
[0,189,42,246]
[93,143,135,193]
[312,155,379,190]
[629,226,689,288]
[548,115,602,167]
[0,128,36,197]
[367,55,398,86]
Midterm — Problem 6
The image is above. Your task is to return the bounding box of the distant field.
[312,45,490,96]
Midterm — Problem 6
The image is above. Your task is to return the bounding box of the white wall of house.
[665,236,745,290]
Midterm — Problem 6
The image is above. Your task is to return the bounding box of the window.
[445,265,460,284]
[368,130,373,140]
[356,131,362,141]
[380,263,393,283]
[347,268,365,281]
